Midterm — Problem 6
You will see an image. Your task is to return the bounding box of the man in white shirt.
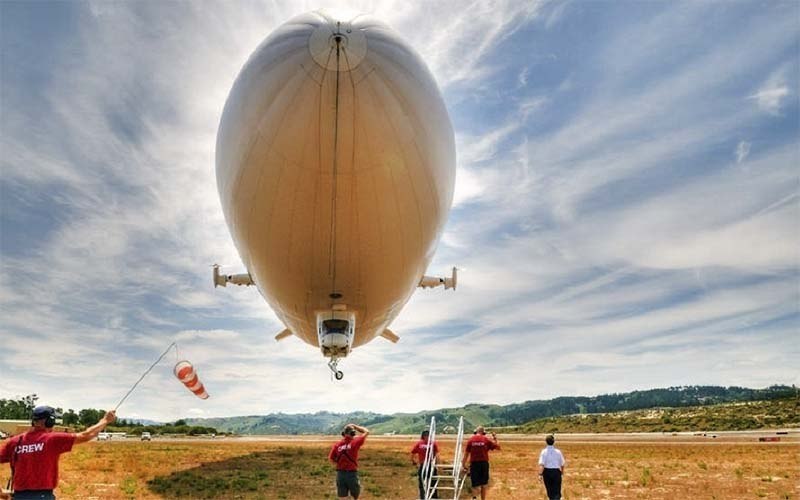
[537,435,565,500]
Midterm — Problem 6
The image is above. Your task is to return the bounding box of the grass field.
[7,434,798,499]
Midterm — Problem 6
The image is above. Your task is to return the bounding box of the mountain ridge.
[186,384,796,435]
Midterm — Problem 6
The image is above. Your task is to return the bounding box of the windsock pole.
[114,342,178,411]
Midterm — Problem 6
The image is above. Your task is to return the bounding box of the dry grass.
[6,435,797,499]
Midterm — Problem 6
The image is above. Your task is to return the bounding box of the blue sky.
[1,1,797,422]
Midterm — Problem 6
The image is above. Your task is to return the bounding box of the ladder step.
[424,416,467,499]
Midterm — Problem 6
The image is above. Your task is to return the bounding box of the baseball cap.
[32,405,61,420]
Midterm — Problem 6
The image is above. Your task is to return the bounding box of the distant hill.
[508,397,800,433]
[127,418,163,426]
[187,385,796,435]
[189,411,383,435]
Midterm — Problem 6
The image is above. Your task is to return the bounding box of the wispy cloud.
[749,66,792,115]
[380,0,548,87]
[736,141,751,163]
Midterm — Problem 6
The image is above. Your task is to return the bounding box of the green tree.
[78,408,104,427]
[0,394,38,419]
[62,409,79,425]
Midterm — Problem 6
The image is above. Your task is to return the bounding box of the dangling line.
[328,23,343,294]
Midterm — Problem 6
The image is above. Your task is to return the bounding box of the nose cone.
[308,10,368,71]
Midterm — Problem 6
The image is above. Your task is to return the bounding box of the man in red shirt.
[328,423,369,499]
[0,406,116,500]
[461,426,500,500]
[411,430,439,499]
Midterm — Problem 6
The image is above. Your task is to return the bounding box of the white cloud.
[519,96,547,121]
[174,329,240,342]
[582,146,799,271]
[518,67,530,87]
[750,85,790,114]
[749,67,791,115]
[736,140,751,163]
[544,0,569,30]
[458,121,523,165]
[386,0,547,87]
[451,167,485,208]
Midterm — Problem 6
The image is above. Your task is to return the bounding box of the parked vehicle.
[141,432,151,441]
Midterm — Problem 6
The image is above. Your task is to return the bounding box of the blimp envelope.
[214,9,457,378]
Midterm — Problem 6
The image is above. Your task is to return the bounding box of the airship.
[213,9,456,379]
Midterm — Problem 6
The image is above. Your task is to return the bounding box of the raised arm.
[349,423,370,438]
[491,431,500,448]
[74,410,116,444]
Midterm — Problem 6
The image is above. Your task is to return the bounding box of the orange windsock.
[173,360,209,399]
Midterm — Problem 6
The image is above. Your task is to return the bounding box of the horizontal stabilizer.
[418,266,458,290]
[213,264,254,288]
[275,329,292,342]
[380,329,400,343]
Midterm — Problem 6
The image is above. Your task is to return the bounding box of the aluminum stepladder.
[421,416,468,499]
